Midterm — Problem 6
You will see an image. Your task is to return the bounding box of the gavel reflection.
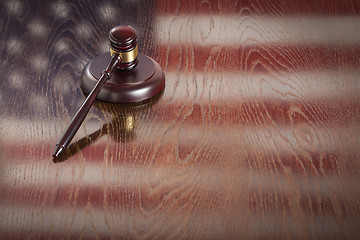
[53,91,162,163]
[52,26,165,158]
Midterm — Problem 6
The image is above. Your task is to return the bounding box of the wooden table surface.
[1,0,360,239]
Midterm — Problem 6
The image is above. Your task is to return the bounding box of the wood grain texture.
[0,0,360,239]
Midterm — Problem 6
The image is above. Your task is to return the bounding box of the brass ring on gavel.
[111,45,138,64]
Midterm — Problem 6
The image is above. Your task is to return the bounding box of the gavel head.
[109,26,138,70]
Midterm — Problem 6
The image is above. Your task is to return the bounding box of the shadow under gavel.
[53,90,163,163]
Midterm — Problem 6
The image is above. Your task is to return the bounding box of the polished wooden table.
[1,0,360,239]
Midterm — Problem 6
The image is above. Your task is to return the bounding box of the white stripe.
[4,163,231,189]
[163,70,360,102]
[4,158,359,197]
[155,15,360,46]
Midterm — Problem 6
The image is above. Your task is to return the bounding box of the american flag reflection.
[0,0,360,239]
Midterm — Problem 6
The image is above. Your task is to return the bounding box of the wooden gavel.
[53,26,165,157]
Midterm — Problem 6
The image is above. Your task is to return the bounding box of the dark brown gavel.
[53,26,162,157]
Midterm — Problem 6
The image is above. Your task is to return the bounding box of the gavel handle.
[52,54,121,157]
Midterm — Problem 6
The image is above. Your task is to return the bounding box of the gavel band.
[110,45,138,64]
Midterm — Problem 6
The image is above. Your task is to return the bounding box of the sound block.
[81,53,165,103]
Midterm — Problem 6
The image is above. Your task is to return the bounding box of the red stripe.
[2,182,359,217]
[150,100,360,126]
[248,190,360,216]
[155,0,360,15]
[2,141,358,178]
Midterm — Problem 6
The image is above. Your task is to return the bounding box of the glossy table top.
[0,0,360,239]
